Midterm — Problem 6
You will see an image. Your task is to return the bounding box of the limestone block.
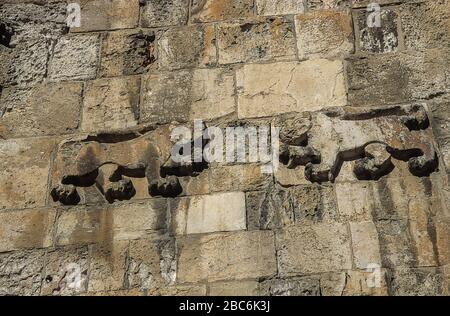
[141,0,189,27]
[335,182,375,221]
[191,0,256,23]
[236,60,346,118]
[209,164,271,193]
[436,221,450,266]
[387,268,446,296]
[0,138,55,210]
[170,192,246,235]
[0,82,82,138]
[99,30,156,78]
[276,223,352,275]
[69,0,139,32]
[141,68,235,124]
[0,249,45,295]
[342,270,389,296]
[177,231,276,282]
[430,100,450,171]
[256,0,305,16]
[82,76,141,132]
[350,221,382,269]
[208,281,260,296]
[49,34,100,81]
[41,246,89,296]
[0,208,56,253]
[217,17,297,64]
[306,0,352,10]
[148,284,207,296]
[259,277,321,296]
[158,25,217,70]
[295,10,353,59]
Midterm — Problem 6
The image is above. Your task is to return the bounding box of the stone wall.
[0,0,449,296]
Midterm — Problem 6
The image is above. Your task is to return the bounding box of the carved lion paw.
[51,184,80,205]
[149,175,182,197]
[408,155,438,177]
[304,163,334,183]
[104,178,135,203]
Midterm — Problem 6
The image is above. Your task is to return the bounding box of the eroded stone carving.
[51,124,208,205]
[278,104,439,183]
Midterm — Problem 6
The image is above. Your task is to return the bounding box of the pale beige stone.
[209,164,271,193]
[236,60,346,118]
[170,192,246,235]
[335,182,374,221]
[0,208,56,252]
[149,284,207,296]
[191,0,256,23]
[276,223,352,275]
[350,221,381,269]
[208,280,260,296]
[177,231,276,282]
[256,0,305,16]
[342,270,389,296]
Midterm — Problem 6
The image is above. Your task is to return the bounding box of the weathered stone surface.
[246,184,337,230]
[208,280,259,296]
[49,34,100,81]
[256,0,305,16]
[127,238,176,291]
[141,0,189,27]
[387,268,446,296]
[354,7,400,53]
[0,82,82,138]
[141,68,235,123]
[88,241,128,292]
[0,249,45,295]
[191,0,256,23]
[276,223,352,275]
[320,270,390,296]
[149,284,207,296]
[0,208,56,253]
[69,0,139,32]
[259,277,321,296]
[0,138,55,210]
[217,17,297,64]
[99,30,156,78]
[306,0,351,10]
[430,100,450,171]
[82,76,141,132]
[158,25,217,70]
[350,221,381,269]
[170,192,246,235]
[177,231,276,282]
[335,182,374,221]
[295,10,353,59]
[436,221,450,266]
[41,246,89,296]
[209,164,271,193]
[236,60,346,118]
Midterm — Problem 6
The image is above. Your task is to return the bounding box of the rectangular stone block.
[99,30,156,78]
[208,280,260,296]
[148,284,207,296]
[0,208,56,253]
[236,60,347,118]
[0,82,82,138]
[217,17,297,65]
[141,0,189,27]
[209,164,271,193]
[256,0,305,16]
[158,25,217,70]
[387,267,446,296]
[69,0,139,32]
[141,68,235,124]
[295,10,353,59]
[49,34,100,81]
[335,182,375,222]
[191,0,256,23]
[82,76,141,132]
[0,138,55,210]
[276,223,352,275]
[170,192,246,235]
[350,221,382,269]
[177,231,276,283]
[259,277,321,296]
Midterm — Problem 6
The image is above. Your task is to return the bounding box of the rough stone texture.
[209,164,271,193]
[177,231,277,282]
[295,10,354,59]
[141,0,189,28]
[350,221,382,269]
[170,192,246,235]
[236,60,347,118]
[208,280,260,296]
[82,76,141,132]
[259,277,321,296]
[0,82,82,138]
[69,0,139,33]
[276,223,352,275]
[191,0,256,23]
[141,68,235,123]
[217,17,297,64]
[256,0,305,16]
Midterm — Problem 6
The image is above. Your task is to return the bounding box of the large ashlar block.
[350,221,381,269]
[69,0,139,32]
[191,0,256,23]
[0,138,55,210]
[208,280,260,296]
[387,267,447,296]
[141,0,189,27]
[217,17,297,65]
[236,60,346,118]
[0,208,56,253]
[0,82,82,138]
[335,182,375,222]
[177,231,276,282]
[170,192,246,235]
[82,76,141,132]
[49,34,100,81]
[256,0,305,16]
[209,164,271,193]
[295,10,353,59]
[141,68,235,124]
[276,223,352,275]
[259,277,321,296]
